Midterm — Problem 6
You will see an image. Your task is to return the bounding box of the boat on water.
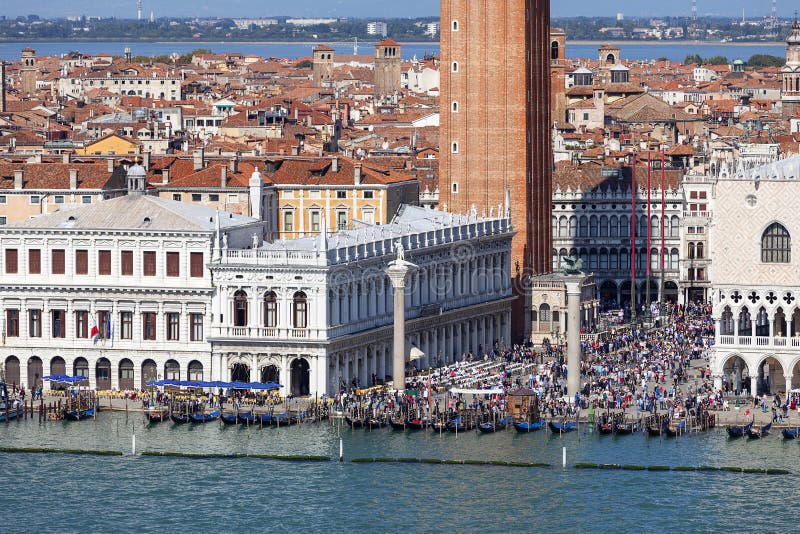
[597,413,617,435]
[548,420,577,433]
[407,418,429,430]
[446,416,473,432]
[665,420,686,437]
[645,415,669,436]
[478,416,512,433]
[365,418,387,429]
[726,421,753,438]
[389,418,408,430]
[747,422,772,438]
[145,406,170,423]
[189,410,220,423]
[170,412,190,424]
[64,407,95,421]
[237,411,256,425]
[0,382,21,422]
[513,420,545,433]
[614,420,639,435]
[271,411,299,426]
[782,427,800,439]
[220,412,238,425]
[345,415,365,428]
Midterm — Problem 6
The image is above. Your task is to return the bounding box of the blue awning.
[43,374,89,384]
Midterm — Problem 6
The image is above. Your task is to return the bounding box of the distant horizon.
[1,0,798,20]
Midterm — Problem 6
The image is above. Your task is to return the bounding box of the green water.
[1,412,797,532]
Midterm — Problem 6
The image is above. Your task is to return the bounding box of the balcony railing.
[210,326,322,340]
[717,335,800,348]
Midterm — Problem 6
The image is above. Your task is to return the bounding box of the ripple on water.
[1,414,798,531]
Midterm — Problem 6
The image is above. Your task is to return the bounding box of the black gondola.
[747,422,771,438]
[389,418,408,430]
[726,421,753,438]
[407,418,429,430]
[478,416,511,433]
[614,421,639,435]
[170,412,190,424]
[345,415,365,428]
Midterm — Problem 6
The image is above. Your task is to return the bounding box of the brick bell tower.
[440,0,553,339]
[782,17,800,118]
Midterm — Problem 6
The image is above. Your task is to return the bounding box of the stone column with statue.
[385,240,416,391]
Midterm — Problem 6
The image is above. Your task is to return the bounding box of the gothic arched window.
[761,222,791,263]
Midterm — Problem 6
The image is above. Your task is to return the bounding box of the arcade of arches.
[713,352,800,396]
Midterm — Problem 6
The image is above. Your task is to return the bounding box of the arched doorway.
[164,360,180,381]
[119,359,134,391]
[599,280,618,309]
[664,281,679,303]
[4,356,20,387]
[721,355,749,395]
[290,358,310,396]
[261,364,279,384]
[620,281,632,313]
[141,359,157,389]
[73,357,89,380]
[96,358,111,390]
[27,356,43,389]
[231,363,250,382]
[757,356,784,395]
[50,356,66,390]
[188,360,203,382]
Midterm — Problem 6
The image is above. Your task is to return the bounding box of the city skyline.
[2,0,798,19]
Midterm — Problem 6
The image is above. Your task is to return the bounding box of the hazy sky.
[4,0,796,19]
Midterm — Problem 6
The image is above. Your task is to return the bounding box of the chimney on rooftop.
[354,163,362,185]
[13,169,23,190]
[220,165,228,188]
[142,152,150,170]
[69,169,78,190]
[162,168,170,185]
[230,155,239,174]
[62,153,71,164]
[107,158,114,173]
[193,148,205,171]
[291,145,300,156]
[331,156,339,173]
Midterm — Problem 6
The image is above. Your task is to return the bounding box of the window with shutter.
[166,252,180,277]
[98,250,111,275]
[121,251,133,276]
[29,249,41,274]
[143,251,156,276]
[190,252,203,278]
[53,249,66,274]
[75,250,88,275]
[5,249,18,274]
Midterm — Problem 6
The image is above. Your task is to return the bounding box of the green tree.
[747,54,785,68]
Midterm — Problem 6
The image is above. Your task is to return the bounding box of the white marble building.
[209,205,514,396]
[0,165,263,392]
[0,163,514,397]
[710,155,800,396]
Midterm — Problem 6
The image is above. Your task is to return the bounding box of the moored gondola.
[548,420,577,433]
[170,412,190,424]
[220,412,238,425]
[365,418,387,429]
[345,415,365,428]
[446,416,474,432]
[407,418,429,430]
[747,422,771,438]
[389,418,408,430]
[513,420,545,433]
[64,407,95,421]
[189,410,220,423]
[665,420,686,437]
[726,421,753,438]
[614,420,639,435]
[782,427,800,439]
[237,411,256,425]
[145,406,169,423]
[477,416,512,433]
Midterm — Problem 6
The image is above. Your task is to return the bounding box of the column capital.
[385,260,417,289]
